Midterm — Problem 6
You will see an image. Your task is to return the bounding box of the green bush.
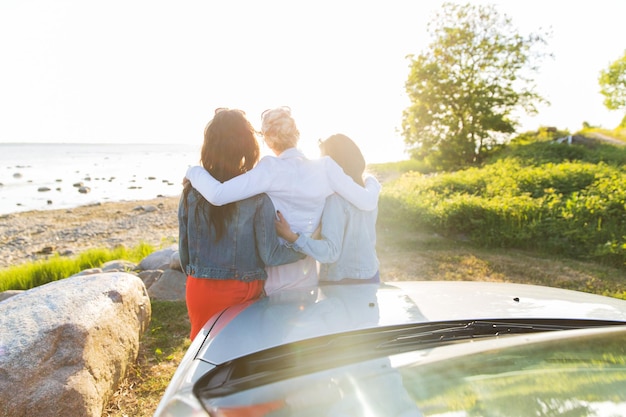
[380,143,626,269]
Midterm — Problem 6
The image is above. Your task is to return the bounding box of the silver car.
[154,281,626,416]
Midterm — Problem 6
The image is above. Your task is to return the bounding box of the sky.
[0,0,625,163]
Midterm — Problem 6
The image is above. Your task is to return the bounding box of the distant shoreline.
[0,142,195,216]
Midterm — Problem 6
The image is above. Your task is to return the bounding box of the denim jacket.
[289,194,379,281]
[178,188,303,282]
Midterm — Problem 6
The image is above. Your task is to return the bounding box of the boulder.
[102,260,137,272]
[0,272,151,417]
[138,269,163,289]
[138,245,177,271]
[147,269,186,301]
[71,267,104,277]
[0,289,23,302]
[169,249,182,271]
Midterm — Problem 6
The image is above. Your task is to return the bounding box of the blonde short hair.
[261,107,300,152]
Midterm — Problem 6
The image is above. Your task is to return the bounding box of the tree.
[599,50,626,127]
[402,2,548,170]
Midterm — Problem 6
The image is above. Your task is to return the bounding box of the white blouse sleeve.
[185,158,274,206]
[325,157,381,211]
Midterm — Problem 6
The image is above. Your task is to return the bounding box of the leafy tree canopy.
[599,50,626,127]
[402,2,549,170]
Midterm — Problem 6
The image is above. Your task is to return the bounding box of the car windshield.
[194,320,626,417]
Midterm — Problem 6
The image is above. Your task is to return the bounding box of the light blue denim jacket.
[289,194,379,281]
[178,188,303,282]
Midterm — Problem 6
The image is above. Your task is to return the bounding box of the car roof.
[196,281,626,365]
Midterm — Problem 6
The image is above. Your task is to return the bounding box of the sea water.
[0,143,202,215]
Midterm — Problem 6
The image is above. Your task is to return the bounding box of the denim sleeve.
[177,193,190,271]
[255,194,304,266]
[291,194,345,263]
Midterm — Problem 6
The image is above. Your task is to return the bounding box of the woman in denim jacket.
[185,107,381,295]
[179,109,303,340]
[275,134,379,284]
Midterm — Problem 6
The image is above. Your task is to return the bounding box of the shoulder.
[257,155,280,167]
[319,155,335,167]
[247,155,283,178]
[311,155,341,177]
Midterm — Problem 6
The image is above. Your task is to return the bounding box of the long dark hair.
[184,108,260,240]
[319,134,365,186]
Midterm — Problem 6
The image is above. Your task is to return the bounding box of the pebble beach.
[0,195,181,270]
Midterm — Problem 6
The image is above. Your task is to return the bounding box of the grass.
[0,243,156,292]
[104,301,191,417]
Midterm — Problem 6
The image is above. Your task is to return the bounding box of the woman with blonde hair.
[179,108,303,340]
[275,133,380,284]
[185,107,380,295]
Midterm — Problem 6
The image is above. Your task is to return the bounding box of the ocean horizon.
[0,142,201,215]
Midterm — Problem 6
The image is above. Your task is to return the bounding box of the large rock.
[0,289,22,302]
[0,272,151,417]
[138,244,177,271]
[148,269,186,301]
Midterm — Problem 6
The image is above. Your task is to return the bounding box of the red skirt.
[186,276,264,341]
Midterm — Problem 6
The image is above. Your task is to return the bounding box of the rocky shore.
[0,195,181,270]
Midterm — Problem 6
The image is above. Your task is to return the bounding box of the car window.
[196,324,626,416]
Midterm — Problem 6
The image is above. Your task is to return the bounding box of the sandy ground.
[0,196,181,270]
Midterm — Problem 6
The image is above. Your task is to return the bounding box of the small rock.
[170,250,182,271]
[38,187,51,192]
[147,269,186,301]
[78,186,90,194]
[102,260,137,272]
[0,290,23,303]
[139,246,177,271]
[71,268,103,277]
[138,270,163,289]
[36,246,56,255]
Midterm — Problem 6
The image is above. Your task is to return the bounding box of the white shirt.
[185,147,381,294]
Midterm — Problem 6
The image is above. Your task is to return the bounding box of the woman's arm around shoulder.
[185,156,277,206]
[323,156,381,211]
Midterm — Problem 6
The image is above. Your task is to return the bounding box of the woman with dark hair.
[275,134,380,284]
[185,107,381,295]
[178,108,303,340]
